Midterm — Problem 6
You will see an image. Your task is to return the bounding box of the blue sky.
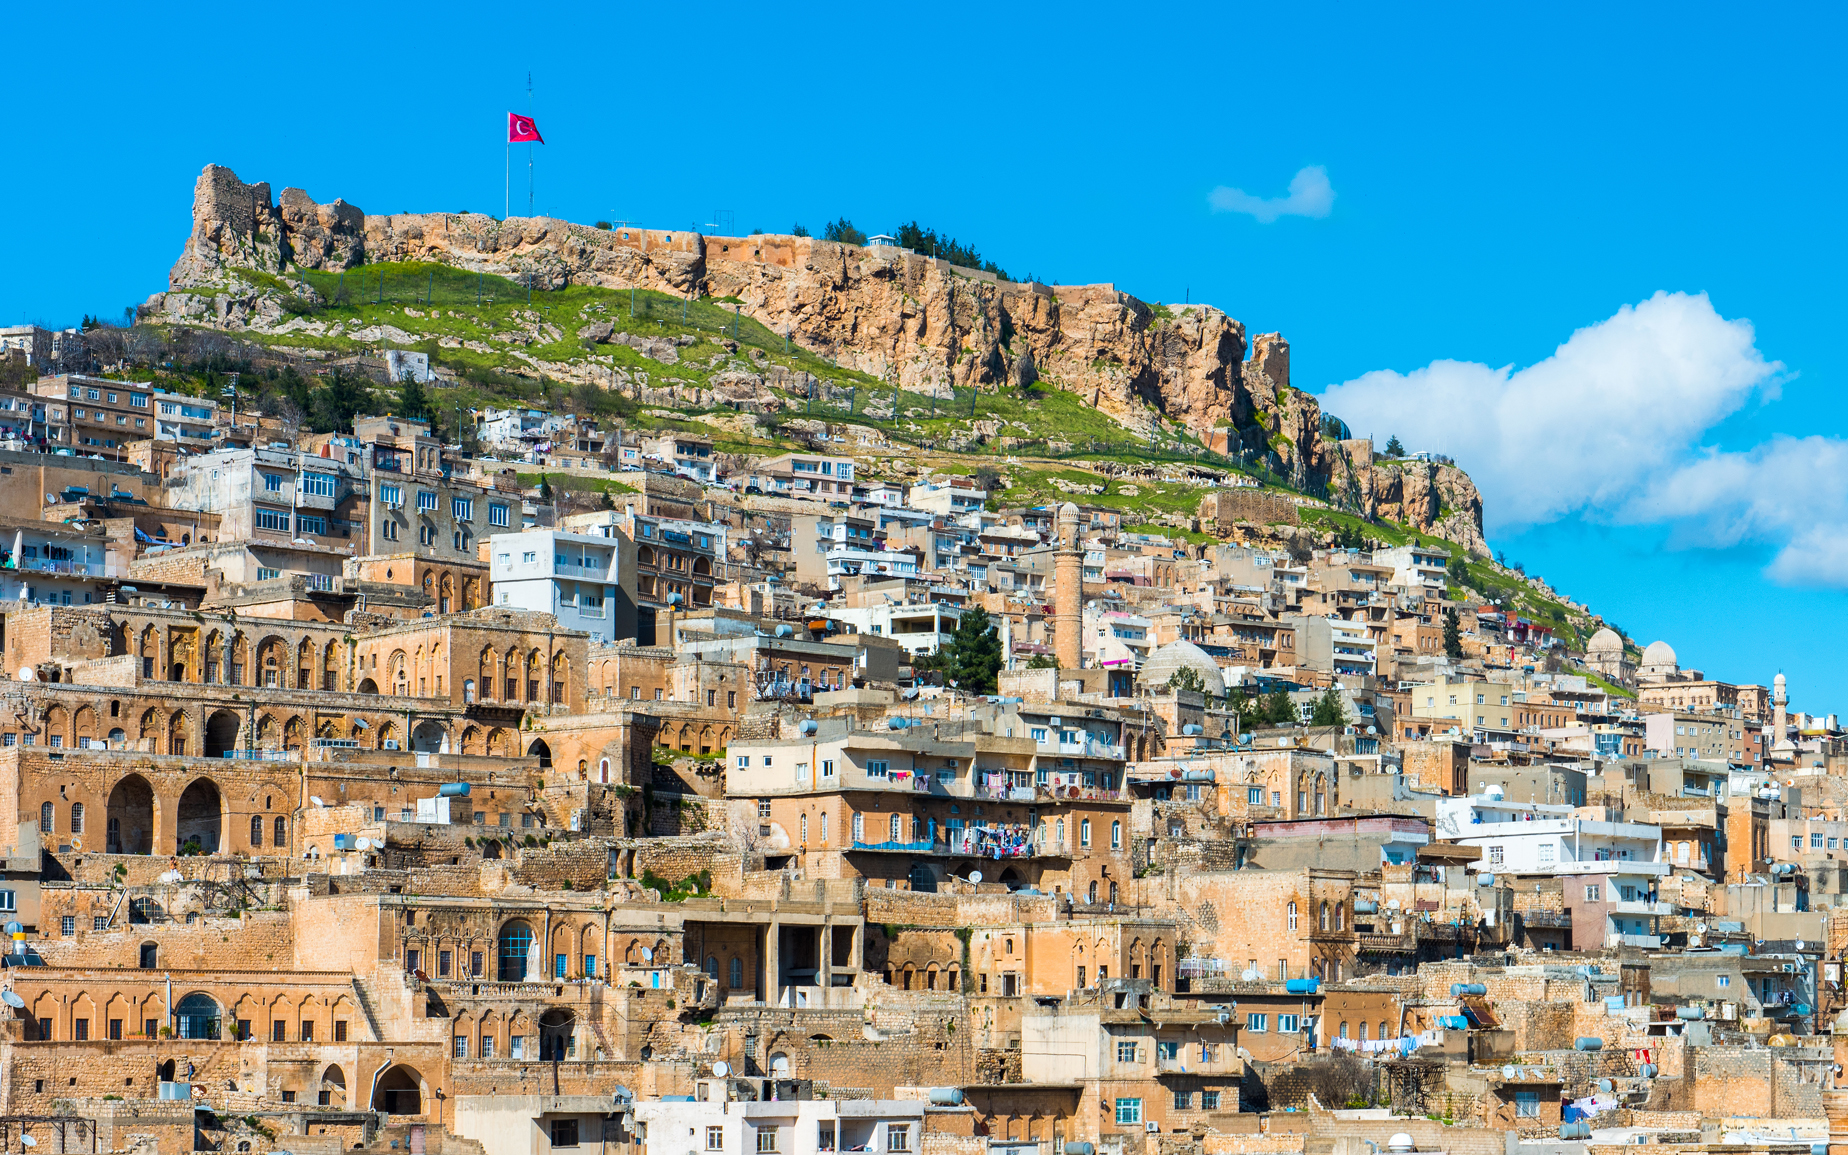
[4,3,1843,705]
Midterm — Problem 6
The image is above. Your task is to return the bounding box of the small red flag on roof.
[508,113,544,144]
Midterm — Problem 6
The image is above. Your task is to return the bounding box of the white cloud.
[1318,291,1848,588]
[1208,166,1334,223]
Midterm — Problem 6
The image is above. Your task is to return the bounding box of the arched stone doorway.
[527,739,552,769]
[176,779,222,854]
[204,710,240,759]
[412,720,448,754]
[908,863,938,894]
[106,775,154,854]
[539,1008,575,1060]
[320,1064,347,1108]
[357,678,379,695]
[371,1064,423,1115]
[175,992,221,1040]
[499,920,535,981]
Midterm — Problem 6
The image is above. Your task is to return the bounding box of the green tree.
[396,370,430,424]
[1166,666,1208,694]
[1443,608,1464,659]
[942,607,1003,695]
[1384,434,1405,457]
[1310,686,1348,728]
[538,474,554,503]
[1025,654,1059,669]
[822,218,866,245]
[1263,689,1297,726]
[311,368,372,434]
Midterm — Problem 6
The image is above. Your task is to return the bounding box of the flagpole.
[504,137,510,220]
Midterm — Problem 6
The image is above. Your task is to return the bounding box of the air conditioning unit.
[383,739,400,750]
[1145,1123,1160,1134]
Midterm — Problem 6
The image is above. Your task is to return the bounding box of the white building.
[908,480,986,516]
[490,529,621,644]
[830,600,963,656]
[630,1090,925,1155]
[1085,607,1153,670]
[152,392,217,447]
[1373,543,1451,592]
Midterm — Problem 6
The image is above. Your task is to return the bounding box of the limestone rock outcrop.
[151,164,1489,550]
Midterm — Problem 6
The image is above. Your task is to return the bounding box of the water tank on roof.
[887,717,910,730]
[1558,1124,1592,1140]
[1638,1063,1658,1079]
[1182,769,1215,782]
[798,719,818,736]
[1283,978,1320,994]
[928,1088,963,1106]
[1478,873,1495,886]
[1451,983,1487,996]
[775,624,795,638]
[1574,1037,1605,1051]
[1386,1134,1415,1153]
[1485,784,1504,799]
[1675,1006,1705,1021]
[1438,1015,1469,1031]
[438,782,471,797]
[1182,724,1203,736]
[1064,1145,1094,1155]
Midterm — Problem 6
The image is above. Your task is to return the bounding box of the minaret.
[1054,503,1083,670]
[1773,673,1795,754]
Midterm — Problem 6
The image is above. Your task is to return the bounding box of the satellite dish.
[15,667,31,682]
[968,871,983,885]
[641,947,654,962]
[355,838,372,851]
[310,796,326,807]
[712,1061,730,1077]
[1241,968,1262,982]
[0,990,23,1008]
[21,1135,35,1147]
[1688,934,1702,947]
[1797,940,1807,950]
[1502,1065,1518,1080]
[1696,923,1709,933]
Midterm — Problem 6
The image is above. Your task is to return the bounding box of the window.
[886,1127,909,1154]
[1117,1039,1139,1063]
[263,473,284,493]
[1287,901,1298,931]
[1514,1091,1539,1118]
[1031,727,1047,741]
[1174,1091,1193,1111]
[38,803,51,833]
[1538,843,1555,864]
[1246,1013,1268,1032]
[302,472,336,497]
[1111,820,1121,849]
[1248,786,1263,805]
[416,490,438,512]
[551,1121,579,1149]
[1488,845,1504,865]
[889,814,902,842]
[1114,1099,1142,1126]
[707,1128,725,1151]
[256,507,290,531]
[1201,1091,1220,1111]
[452,497,474,521]
[480,1035,495,1058]
[60,915,73,935]
[1814,833,1826,848]
[1081,819,1091,847]
[1279,1013,1299,1033]
[822,759,835,778]
[730,957,744,987]
[131,393,149,408]
[737,755,750,769]
[93,916,106,931]
[1717,975,1731,989]
[756,1128,779,1154]
[296,514,327,535]
[1584,885,1601,901]
[866,760,889,778]
[489,503,510,527]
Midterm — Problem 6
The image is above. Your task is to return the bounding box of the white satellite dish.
[1502,1065,1518,1080]
[310,796,326,807]
[712,1061,730,1077]
[968,871,983,885]
[641,947,654,962]
[1,990,24,1009]
[1241,968,1262,982]
[1688,934,1702,947]
[355,838,372,851]
[21,1135,35,1147]
[1696,923,1709,933]
[1797,940,1807,950]
[15,667,32,682]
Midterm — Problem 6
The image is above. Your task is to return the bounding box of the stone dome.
[1587,627,1623,654]
[1641,640,1678,668]
[1138,641,1227,697]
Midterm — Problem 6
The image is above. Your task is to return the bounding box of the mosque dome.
[1138,641,1227,697]
[1641,640,1678,669]
[1586,627,1623,654]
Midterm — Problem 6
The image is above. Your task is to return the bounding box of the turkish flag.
[508,113,544,144]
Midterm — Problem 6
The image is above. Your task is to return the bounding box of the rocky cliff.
[153,164,1487,551]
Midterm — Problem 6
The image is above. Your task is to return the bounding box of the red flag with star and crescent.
[508,113,544,143]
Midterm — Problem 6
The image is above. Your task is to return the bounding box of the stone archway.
[204,710,240,759]
[106,775,154,854]
[176,779,223,855]
[412,720,447,754]
[527,739,551,769]
[371,1064,423,1115]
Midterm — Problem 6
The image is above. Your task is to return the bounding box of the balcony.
[1519,911,1572,929]
[851,839,935,854]
[1610,900,1673,916]
[1608,933,1663,949]
[1355,932,1416,953]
